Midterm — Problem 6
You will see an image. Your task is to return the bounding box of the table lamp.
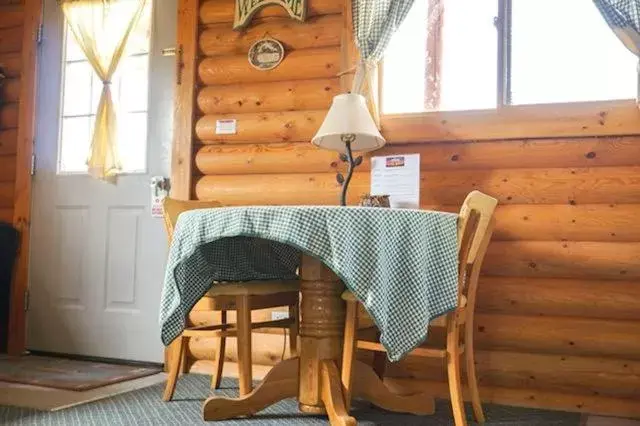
[311,93,386,206]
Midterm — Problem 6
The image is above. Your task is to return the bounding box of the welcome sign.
[234,0,308,30]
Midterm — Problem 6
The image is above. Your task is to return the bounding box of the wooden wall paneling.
[199,0,343,24]
[197,78,339,115]
[0,52,23,77]
[0,130,17,155]
[195,166,640,207]
[196,110,327,143]
[0,7,24,29]
[198,47,340,86]
[0,103,19,129]
[193,137,640,175]
[477,276,640,321]
[199,14,342,56]
[171,0,200,200]
[387,350,640,399]
[390,377,640,419]
[8,0,41,355]
[0,182,15,207]
[0,26,23,54]
[482,241,640,280]
[382,100,640,142]
[474,314,640,359]
[1,78,21,103]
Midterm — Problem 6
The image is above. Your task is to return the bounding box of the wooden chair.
[162,198,301,401]
[340,190,498,426]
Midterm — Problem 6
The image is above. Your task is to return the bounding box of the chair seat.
[341,290,466,326]
[206,280,300,297]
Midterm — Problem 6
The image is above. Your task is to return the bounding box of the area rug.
[0,375,583,426]
[0,355,161,391]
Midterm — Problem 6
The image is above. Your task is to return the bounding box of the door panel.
[28,0,176,362]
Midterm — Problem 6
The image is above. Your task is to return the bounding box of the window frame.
[378,0,640,142]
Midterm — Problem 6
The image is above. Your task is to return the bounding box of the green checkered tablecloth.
[159,206,459,362]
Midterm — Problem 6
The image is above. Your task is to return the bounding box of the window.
[382,0,638,115]
[58,2,153,174]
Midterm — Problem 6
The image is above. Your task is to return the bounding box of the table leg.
[202,357,299,420]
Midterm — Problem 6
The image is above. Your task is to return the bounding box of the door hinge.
[36,23,43,45]
[24,289,30,312]
[30,153,36,176]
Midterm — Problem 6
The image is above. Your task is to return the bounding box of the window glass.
[58,2,152,174]
[511,0,637,105]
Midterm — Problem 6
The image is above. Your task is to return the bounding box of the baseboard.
[26,350,163,370]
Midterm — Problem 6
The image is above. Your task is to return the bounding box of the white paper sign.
[370,154,420,209]
[216,119,237,135]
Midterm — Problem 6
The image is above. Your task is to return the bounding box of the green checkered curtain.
[594,0,640,104]
[595,0,640,55]
[352,0,415,124]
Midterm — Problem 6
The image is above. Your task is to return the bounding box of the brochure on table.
[370,154,420,209]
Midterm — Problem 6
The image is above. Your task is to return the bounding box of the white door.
[27,0,176,362]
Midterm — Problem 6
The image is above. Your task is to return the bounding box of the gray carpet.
[0,375,581,425]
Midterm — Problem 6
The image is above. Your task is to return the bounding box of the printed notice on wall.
[370,154,420,209]
[216,119,237,135]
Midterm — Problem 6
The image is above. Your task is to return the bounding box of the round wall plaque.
[248,38,285,71]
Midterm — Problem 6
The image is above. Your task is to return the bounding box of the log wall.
[184,0,640,418]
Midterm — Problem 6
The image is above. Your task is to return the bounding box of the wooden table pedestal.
[202,256,435,425]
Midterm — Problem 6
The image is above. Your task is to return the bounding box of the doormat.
[0,355,161,391]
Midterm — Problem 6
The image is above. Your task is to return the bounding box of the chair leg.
[465,319,485,423]
[236,295,253,397]
[341,300,358,411]
[288,302,299,357]
[210,310,227,390]
[372,331,387,380]
[446,314,467,426]
[163,335,187,401]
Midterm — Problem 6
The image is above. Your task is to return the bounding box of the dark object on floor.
[0,375,582,425]
[0,222,19,354]
[0,355,161,391]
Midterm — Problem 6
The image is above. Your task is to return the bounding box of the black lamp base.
[335,134,363,206]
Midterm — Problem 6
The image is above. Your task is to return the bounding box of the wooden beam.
[0,52,22,77]
[196,110,327,143]
[0,129,18,156]
[0,7,23,30]
[193,137,640,175]
[0,103,18,129]
[381,100,640,142]
[477,276,640,321]
[199,0,343,24]
[0,77,20,103]
[0,26,22,54]
[198,47,340,86]
[199,14,342,56]
[170,0,199,200]
[483,241,640,280]
[8,0,41,356]
[197,78,338,115]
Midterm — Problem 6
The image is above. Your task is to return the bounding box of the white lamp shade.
[311,93,386,153]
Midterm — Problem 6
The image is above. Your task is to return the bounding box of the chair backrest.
[162,198,223,241]
[456,190,498,301]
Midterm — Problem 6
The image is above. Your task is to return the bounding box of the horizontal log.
[199,0,343,24]
[493,204,640,242]
[475,313,640,359]
[195,166,640,206]
[0,103,18,129]
[483,241,640,280]
[389,378,640,419]
[0,26,22,54]
[477,276,640,320]
[0,52,22,77]
[0,156,16,181]
[381,100,640,142]
[199,14,341,56]
[0,129,17,155]
[197,78,339,115]
[388,349,640,399]
[0,182,14,207]
[0,77,20,103]
[198,47,340,85]
[194,136,640,175]
[0,208,12,223]
[196,110,327,143]
[0,7,23,29]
